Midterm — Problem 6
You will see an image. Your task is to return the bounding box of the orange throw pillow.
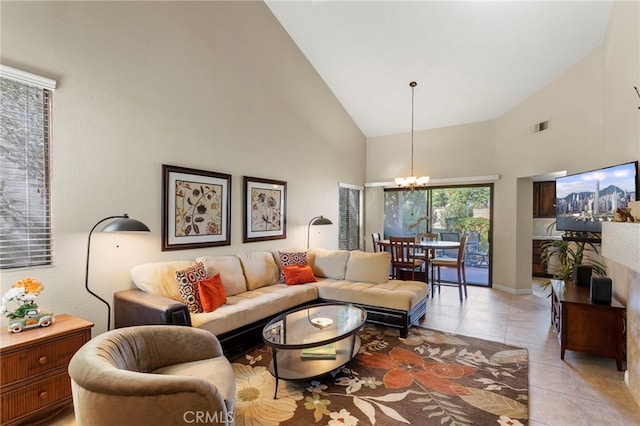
[197,273,227,312]
[282,264,317,285]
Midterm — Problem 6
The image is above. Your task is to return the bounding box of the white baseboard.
[492,284,533,295]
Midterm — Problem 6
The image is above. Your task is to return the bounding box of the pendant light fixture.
[394,81,429,190]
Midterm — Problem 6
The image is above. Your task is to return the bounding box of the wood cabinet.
[532,240,551,277]
[550,281,625,371]
[1,314,93,425]
[533,181,556,218]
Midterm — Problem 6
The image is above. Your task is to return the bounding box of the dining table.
[377,239,461,286]
[377,239,461,252]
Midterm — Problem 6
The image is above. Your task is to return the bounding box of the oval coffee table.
[262,303,367,399]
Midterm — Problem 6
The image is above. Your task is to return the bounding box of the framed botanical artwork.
[162,164,231,251]
[243,176,287,243]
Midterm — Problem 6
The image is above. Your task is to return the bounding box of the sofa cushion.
[344,250,391,284]
[282,264,317,285]
[236,252,279,290]
[313,278,428,311]
[307,248,350,280]
[176,263,208,313]
[198,274,227,312]
[191,284,318,335]
[277,251,308,283]
[196,255,247,296]
[131,260,197,301]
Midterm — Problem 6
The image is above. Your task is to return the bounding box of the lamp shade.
[310,216,333,226]
[101,217,150,233]
[307,215,333,249]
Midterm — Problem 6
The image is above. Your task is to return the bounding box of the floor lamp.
[307,215,333,249]
[85,214,150,330]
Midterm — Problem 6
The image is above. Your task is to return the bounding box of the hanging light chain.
[410,81,416,177]
[394,80,429,189]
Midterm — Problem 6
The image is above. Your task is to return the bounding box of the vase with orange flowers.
[1,278,46,319]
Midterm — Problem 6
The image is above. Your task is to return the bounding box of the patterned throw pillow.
[176,262,208,313]
[278,251,308,283]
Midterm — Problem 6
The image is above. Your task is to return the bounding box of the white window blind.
[339,184,363,251]
[0,66,55,269]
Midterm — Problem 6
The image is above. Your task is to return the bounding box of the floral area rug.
[231,325,528,426]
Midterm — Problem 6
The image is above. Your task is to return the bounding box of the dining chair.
[430,236,468,301]
[463,230,489,266]
[439,231,460,258]
[389,236,425,281]
[371,232,381,253]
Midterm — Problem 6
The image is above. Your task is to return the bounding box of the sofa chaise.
[114,248,429,356]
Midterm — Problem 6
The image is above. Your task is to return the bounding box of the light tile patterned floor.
[423,281,640,425]
[50,280,640,425]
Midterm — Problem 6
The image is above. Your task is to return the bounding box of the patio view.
[383,184,492,286]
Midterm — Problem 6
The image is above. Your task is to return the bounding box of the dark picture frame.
[162,164,231,251]
[243,176,287,243]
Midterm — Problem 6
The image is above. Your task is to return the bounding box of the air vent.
[534,119,550,134]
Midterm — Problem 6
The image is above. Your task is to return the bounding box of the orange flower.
[12,278,44,295]
[357,347,476,395]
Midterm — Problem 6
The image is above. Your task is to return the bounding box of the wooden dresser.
[0,314,93,425]
[550,280,625,371]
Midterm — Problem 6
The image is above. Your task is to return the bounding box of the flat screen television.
[555,161,638,233]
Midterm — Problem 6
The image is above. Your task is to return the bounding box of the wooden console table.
[0,314,93,425]
[550,280,625,371]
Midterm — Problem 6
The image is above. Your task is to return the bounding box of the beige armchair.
[68,325,235,426]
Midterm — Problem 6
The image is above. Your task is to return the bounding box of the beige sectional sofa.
[114,248,429,356]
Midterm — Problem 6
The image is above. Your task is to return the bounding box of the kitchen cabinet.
[533,181,556,218]
[532,239,551,277]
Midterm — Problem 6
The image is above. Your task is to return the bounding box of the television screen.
[556,161,638,233]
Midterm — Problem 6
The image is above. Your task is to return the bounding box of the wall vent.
[534,119,550,134]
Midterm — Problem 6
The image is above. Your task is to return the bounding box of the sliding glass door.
[383,184,492,286]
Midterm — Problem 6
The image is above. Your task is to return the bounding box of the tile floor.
[424,280,640,425]
[49,280,640,425]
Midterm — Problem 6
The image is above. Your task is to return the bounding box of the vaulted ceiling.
[265,1,613,137]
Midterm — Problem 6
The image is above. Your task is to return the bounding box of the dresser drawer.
[0,371,72,424]
[1,333,87,386]
[0,314,93,425]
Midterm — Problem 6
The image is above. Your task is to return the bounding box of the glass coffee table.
[262,303,367,398]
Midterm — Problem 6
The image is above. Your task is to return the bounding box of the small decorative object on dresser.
[1,278,54,333]
[0,314,93,425]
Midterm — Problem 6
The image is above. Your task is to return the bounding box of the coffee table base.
[269,335,361,399]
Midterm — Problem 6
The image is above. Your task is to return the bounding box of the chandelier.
[394,81,429,190]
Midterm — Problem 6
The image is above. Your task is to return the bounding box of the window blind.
[339,184,362,251]
[0,71,54,269]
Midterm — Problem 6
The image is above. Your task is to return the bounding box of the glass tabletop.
[263,303,367,349]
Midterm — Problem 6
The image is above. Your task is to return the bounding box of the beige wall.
[366,1,638,294]
[366,120,496,183]
[0,1,365,333]
[601,0,640,308]
[495,45,605,293]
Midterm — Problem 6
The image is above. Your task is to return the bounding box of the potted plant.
[539,230,606,290]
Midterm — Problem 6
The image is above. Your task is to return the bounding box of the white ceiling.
[265,0,613,138]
